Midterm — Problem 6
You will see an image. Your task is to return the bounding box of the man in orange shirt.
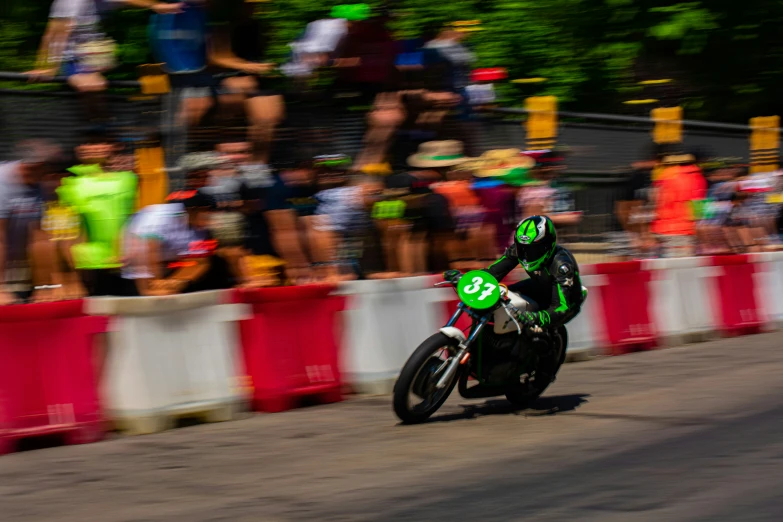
[651,153,707,257]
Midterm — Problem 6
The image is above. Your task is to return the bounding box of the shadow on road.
[425,394,591,424]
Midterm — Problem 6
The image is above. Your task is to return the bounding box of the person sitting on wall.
[57,128,138,296]
[34,158,89,302]
[122,191,238,296]
[0,140,63,304]
[27,0,124,123]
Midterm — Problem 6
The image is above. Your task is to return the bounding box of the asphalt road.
[3,333,783,522]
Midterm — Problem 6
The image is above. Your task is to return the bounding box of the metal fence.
[0,74,772,243]
[0,73,160,160]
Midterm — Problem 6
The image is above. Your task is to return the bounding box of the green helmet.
[514,215,557,271]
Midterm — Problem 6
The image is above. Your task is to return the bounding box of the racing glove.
[519,311,539,327]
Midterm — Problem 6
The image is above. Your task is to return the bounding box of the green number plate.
[457,270,501,310]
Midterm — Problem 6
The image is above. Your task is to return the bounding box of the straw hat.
[380,187,410,198]
[407,140,469,168]
[176,152,227,173]
[462,148,535,178]
[661,153,695,165]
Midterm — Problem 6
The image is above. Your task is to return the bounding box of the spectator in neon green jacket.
[57,128,138,296]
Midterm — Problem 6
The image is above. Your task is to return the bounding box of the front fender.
[439,327,467,344]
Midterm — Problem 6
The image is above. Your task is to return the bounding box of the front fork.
[436,305,488,389]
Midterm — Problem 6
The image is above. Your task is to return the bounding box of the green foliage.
[0,0,782,120]
[102,9,154,79]
[0,21,35,72]
[648,2,718,54]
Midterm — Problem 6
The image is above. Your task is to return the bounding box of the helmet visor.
[519,240,551,267]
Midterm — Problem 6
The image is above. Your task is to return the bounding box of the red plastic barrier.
[709,255,763,336]
[235,285,345,413]
[593,261,657,355]
[0,300,107,455]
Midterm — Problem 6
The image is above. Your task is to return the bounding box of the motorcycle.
[393,270,585,424]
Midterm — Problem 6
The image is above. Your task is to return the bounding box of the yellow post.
[651,106,683,144]
[137,64,171,95]
[749,116,780,174]
[525,96,558,150]
[134,135,169,210]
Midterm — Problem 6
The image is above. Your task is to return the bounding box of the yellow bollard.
[525,96,558,150]
[651,106,683,145]
[750,116,780,174]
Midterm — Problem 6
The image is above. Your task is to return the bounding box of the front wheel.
[393,333,461,424]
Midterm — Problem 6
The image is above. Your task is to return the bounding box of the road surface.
[3,333,783,521]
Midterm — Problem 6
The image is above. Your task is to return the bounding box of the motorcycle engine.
[476,328,557,385]
[476,329,521,384]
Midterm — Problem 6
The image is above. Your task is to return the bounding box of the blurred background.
[1,0,782,303]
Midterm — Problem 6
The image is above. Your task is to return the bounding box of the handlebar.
[500,301,523,335]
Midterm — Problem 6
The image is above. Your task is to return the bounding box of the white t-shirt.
[49,0,115,68]
[314,186,367,233]
[283,18,348,77]
[122,203,198,279]
[50,0,99,21]
[298,18,348,55]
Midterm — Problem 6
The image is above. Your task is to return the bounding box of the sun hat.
[502,168,535,187]
[177,151,228,173]
[407,140,469,168]
[459,149,536,187]
[699,157,744,171]
[313,154,352,169]
[661,153,696,165]
[462,149,534,178]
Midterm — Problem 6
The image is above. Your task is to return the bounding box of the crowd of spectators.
[614,147,783,259]
[3,128,782,305]
[0,130,583,303]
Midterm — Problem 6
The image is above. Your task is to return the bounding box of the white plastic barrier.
[756,251,783,329]
[564,268,607,360]
[644,257,719,344]
[86,291,251,435]
[338,276,451,395]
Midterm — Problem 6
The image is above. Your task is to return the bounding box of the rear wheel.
[393,333,461,424]
[504,326,568,408]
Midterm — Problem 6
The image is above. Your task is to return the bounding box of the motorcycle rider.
[445,214,584,328]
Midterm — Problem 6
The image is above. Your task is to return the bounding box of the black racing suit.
[485,244,584,327]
